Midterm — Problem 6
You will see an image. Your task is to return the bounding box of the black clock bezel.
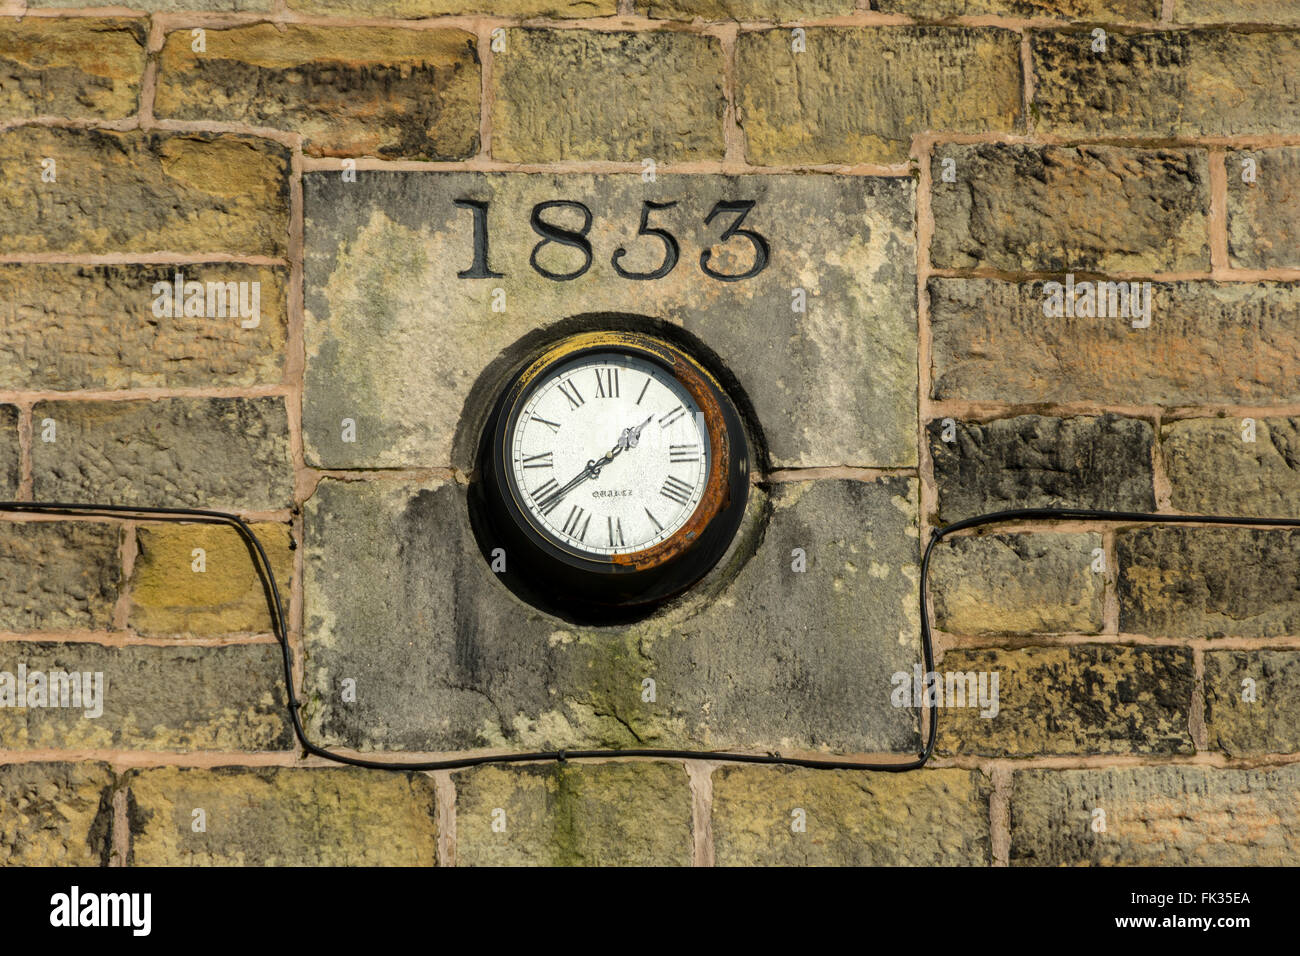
[476,330,750,616]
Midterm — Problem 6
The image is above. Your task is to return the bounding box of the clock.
[474,330,750,619]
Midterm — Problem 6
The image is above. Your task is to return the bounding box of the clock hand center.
[619,416,653,451]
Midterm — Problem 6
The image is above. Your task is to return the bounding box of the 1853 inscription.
[454,198,770,283]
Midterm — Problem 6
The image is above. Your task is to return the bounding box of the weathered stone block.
[128,522,294,637]
[879,0,1157,16]
[127,767,438,865]
[0,264,287,391]
[737,27,1022,165]
[1204,651,1300,757]
[493,30,724,163]
[1032,29,1300,137]
[0,405,17,499]
[930,144,1211,273]
[156,25,480,160]
[455,762,691,866]
[929,279,1300,406]
[31,398,293,512]
[303,476,921,755]
[30,0,270,8]
[936,645,1195,756]
[0,18,145,121]
[0,128,289,257]
[928,415,1156,523]
[303,171,916,471]
[0,642,292,751]
[1227,149,1300,270]
[0,522,122,632]
[1011,766,1300,864]
[1163,417,1300,517]
[288,0,609,14]
[1177,0,1300,23]
[0,762,115,866]
[712,765,991,866]
[930,533,1104,635]
[1117,526,1300,638]
[640,0,851,18]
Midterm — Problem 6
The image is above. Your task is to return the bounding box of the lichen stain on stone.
[797,227,915,465]
[322,210,432,335]
[310,210,482,465]
[473,626,678,749]
[770,480,813,511]
[479,709,597,750]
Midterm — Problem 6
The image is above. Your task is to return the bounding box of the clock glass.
[476,330,750,619]
[507,351,710,558]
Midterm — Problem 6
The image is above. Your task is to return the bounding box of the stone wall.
[2,0,1299,866]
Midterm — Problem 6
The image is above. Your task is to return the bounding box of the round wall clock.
[475,330,750,619]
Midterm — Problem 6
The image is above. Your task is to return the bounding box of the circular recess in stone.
[471,330,750,623]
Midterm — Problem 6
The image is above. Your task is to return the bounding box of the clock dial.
[507,353,711,557]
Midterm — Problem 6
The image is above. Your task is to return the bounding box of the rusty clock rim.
[493,330,738,573]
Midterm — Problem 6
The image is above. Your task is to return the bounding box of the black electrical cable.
[4,500,1299,773]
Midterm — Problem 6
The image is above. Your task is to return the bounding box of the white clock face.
[508,352,712,557]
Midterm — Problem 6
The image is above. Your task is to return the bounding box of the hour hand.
[535,474,582,516]
[535,459,602,515]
